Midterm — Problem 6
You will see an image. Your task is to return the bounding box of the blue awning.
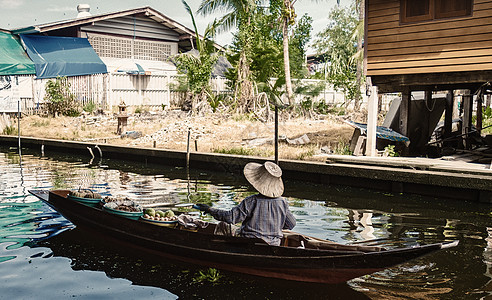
[20,35,107,79]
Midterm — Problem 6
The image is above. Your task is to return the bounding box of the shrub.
[333,140,352,155]
[44,77,80,117]
[383,145,399,157]
[83,101,97,113]
[213,146,272,157]
[2,125,17,135]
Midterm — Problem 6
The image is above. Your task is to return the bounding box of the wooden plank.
[368,12,399,25]
[324,154,492,175]
[367,40,492,58]
[368,49,492,64]
[367,63,492,75]
[371,71,492,91]
[368,0,398,12]
[369,13,492,35]
[367,32,492,51]
[368,55,492,70]
[368,6,399,19]
[368,23,492,44]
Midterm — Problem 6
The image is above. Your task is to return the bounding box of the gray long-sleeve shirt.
[208,194,296,246]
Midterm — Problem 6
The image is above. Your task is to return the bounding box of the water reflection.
[1,146,492,299]
[481,227,492,298]
[347,210,376,240]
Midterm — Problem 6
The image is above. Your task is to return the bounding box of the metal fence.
[1,73,361,114]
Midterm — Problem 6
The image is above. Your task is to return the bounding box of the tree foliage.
[314,4,361,103]
[173,0,219,110]
[199,0,257,104]
[225,3,312,94]
[199,0,312,110]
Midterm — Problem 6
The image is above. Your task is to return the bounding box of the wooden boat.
[29,189,458,284]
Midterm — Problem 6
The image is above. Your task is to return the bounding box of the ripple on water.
[2,148,492,298]
[348,261,454,299]
[0,243,177,299]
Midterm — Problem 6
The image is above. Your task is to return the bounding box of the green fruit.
[144,208,156,217]
[71,191,83,197]
[164,210,175,218]
[156,210,165,217]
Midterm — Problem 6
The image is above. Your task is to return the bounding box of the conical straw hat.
[243,161,284,198]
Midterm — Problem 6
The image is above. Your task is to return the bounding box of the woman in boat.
[195,161,296,246]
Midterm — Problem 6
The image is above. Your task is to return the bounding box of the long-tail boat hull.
[28,190,458,284]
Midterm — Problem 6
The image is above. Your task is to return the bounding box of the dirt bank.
[6,110,355,161]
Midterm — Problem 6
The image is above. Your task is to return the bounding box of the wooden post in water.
[275,104,279,165]
[186,128,191,170]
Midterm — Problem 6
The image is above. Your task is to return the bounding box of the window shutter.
[435,0,473,19]
[401,0,433,23]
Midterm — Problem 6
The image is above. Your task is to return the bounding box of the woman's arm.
[208,196,254,224]
[283,203,296,230]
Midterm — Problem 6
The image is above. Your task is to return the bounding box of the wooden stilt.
[399,88,410,137]
[399,88,410,155]
[462,91,472,149]
[443,90,453,139]
[423,90,432,145]
[366,86,378,157]
[477,93,483,134]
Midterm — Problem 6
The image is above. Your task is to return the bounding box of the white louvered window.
[134,40,172,61]
[88,33,173,61]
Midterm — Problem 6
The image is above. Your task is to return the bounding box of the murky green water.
[1,145,492,299]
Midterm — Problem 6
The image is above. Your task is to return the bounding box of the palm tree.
[198,0,257,107]
[281,0,295,104]
[173,0,219,110]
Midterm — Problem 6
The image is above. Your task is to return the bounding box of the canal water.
[1,146,491,299]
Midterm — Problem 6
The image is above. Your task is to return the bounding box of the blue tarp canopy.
[20,35,107,79]
[347,121,410,142]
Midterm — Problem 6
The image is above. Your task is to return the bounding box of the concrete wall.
[1,135,491,203]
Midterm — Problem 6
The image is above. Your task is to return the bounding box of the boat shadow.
[35,226,371,300]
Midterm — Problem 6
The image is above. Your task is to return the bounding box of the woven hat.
[243,161,284,198]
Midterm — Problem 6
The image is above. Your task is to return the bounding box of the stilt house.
[365,0,492,154]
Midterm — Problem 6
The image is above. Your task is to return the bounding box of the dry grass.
[17,112,354,161]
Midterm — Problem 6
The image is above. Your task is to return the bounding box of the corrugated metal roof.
[11,6,224,51]
[12,7,193,39]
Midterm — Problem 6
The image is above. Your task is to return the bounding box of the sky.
[0,0,350,51]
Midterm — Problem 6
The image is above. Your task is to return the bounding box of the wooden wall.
[366,0,492,77]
